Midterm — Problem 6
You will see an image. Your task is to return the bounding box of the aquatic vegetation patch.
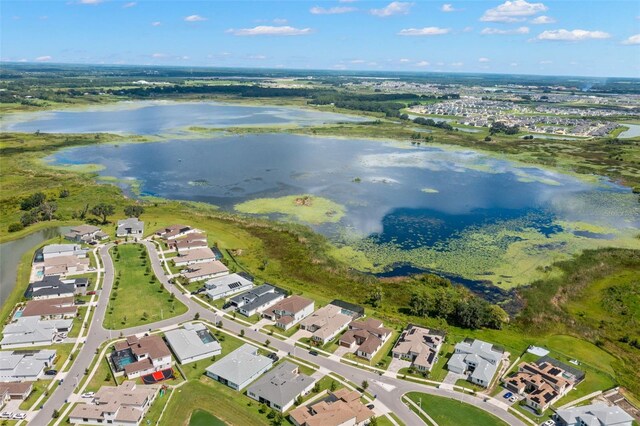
[235,194,346,225]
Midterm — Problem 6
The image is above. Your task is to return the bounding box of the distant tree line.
[413,117,454,131]
[489,121,519,135]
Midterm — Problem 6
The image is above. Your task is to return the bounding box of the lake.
[47,133,640,288]
[1,100,365,134]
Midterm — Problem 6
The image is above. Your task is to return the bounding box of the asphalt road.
[30,241,526,426]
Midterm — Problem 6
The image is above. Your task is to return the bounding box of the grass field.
[189,410,226,426]
[104,243,187,329]
[405,392,509,426]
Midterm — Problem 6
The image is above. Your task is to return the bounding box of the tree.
[312,382,321,393]
[295,395,303,406]
[240,329,245,337]
[39,201,58,221]
[409,291,431,317]
[369,285,383,308]
[265,339,271,347]
[59,188,70,198]
[361,380,369,392]
[272,412,284,426]
[369,416,379,426]
[21,192,46,211]
[330,380,337,392]
[124,205,144,218]
[91,203,115,224]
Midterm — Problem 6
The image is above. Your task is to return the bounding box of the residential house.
[0,382,33,401]
[204,273,254,301]
[64,225,108,243]
[229,284,287,317]
[42,244,87,260]
[391,325,445,372]
[164,322,221,365]
[111,335,172,379]
[205,344,273,391]
[20,296,77,319]
[69,381,158,426]
[181,260,229,283]
[299,304,353,345]
[505,358,583,412]
[116,218,144,238]
[339,318,392,360]
[262,296,315,331]
[554,402,634,426]
[0,349,57,382]
[173,247,216,267]
[1,316,72,348]
[43,255,90,277]
[27,276,83,300]
[289,388,375,426]
[247,362,316,412]
[173,238,208,254]
[447,338,504,388]
[155,225,197,241]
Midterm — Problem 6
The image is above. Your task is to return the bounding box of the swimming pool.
[112,349,136,371]
[197,329,217,345]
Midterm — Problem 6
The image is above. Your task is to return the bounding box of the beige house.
[299,304,352,345]
[391,325,444,372]
[339,318,392,360]
[262,296,315,330]
[289,388,375,426]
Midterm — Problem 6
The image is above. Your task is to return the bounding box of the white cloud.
[530,15,555,24]
[478,57,490,62]
[35,55,52,61]
[510,62,518,66]
[122,2,136,8]
[399,58,411,62]
[339,0,357,2]
[77,0,102,4]
[151,53,167,58]
[184,15,207,22]
[416,61,430,66]
[398,27,450,36]
[481,0,547,23]
[227,26,313,36]
[441,3,460,12]
[350,59,366,63]
[151,21,161,26]
[481,26,530,35]
[248,55,267,60]
[371,2,413,17]
[536,29,611,41]
[450,62,464,66]
[310,6,356,14]
[622,34,640,45]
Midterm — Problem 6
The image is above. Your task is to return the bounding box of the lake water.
[1,101,365,134]
[47,133,640,286]
[619,123,640,139]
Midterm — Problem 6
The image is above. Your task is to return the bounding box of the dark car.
[75,299,86,305]
[367,404,375,409]
[504,392,513,399]
[309,350,319,356]
[266,353,279,362]
[222,302,232,309]
[44,370,58,376]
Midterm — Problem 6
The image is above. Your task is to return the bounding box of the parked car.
[87,291,96,295]
[309,350,319,356]
[0,412,13,419]
[503,392,513,399]
[59,379,64,385]
[75,299,86,305]
[509,396,518,403]
[12,413,26,420]
[367,404,375,409]
[266,353,279,362]
[81,392,95,398]
[58,332,68,338]
[54,338,64,343]
[222,302,232,309]
[44,369,58,376]
[542,421,555,426]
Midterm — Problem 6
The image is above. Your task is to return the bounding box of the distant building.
[262,296,315,330]
[164,323,221,365]
[554,402,634,426]
[42,244,87,260]
[0,382,34,401]
[180,260,229,283]
[69,381,158,426]
[205,344,273,391]
[447,338,504,387]
[299,304,353,345]
[204,273,254,301]
[173,247,216,267]
[391,325,444,372]
[0,349,57,382]
[155,224,196,241]
[27,276,78,300]
[246,362,316,412]
[116,218,144,237]
[64,225,108,243]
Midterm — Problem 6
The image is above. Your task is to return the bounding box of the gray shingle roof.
[205,344,272,386]
[247,362,315,408]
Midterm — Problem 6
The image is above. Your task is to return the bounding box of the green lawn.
[141,388,174,425]
[18,382,47,410]
[189,410,226,426]
[405,392,509,426]
[263,323,300,338]
[159,380,269,426]
[85,354,119,392]
[104,243,187,329]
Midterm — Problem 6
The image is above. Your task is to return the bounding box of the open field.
[405,392,509,426]
[104,243,187,329]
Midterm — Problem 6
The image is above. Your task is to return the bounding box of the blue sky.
[2,0,639,77]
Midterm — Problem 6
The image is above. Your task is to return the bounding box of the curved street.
[31,240,526,426]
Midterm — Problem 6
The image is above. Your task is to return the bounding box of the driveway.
[388,356,411,375]
[441,371,465,390]
[290,328,312,341]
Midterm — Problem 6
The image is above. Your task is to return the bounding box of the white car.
[0,412,12,419]
[509,396,518,403]
[542,420,555,426]
[12,413,27,420]
[81,392,95,398]
[58,333,68,338]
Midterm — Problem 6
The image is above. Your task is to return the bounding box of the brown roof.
[0,382,33,398]
[21,297,77,318]
[268,296,314,316]
[70,381,156,422]
[129,335,171,359]
[182,261,229,280]
[175,248,215,263]
[289,389,374,426]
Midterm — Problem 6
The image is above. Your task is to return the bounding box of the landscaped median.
[403,392,510,426]
[104,243,187,329]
